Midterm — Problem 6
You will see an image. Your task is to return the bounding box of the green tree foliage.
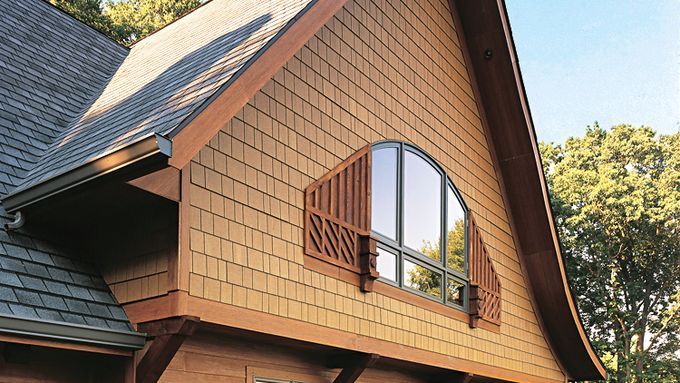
[105,0,201,45]
[446,218,465,272]
[408,219,466,298]
[49,0,201,46]
[541,125,679,383]
[49,0,115,37]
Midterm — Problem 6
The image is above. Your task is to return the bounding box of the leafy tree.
[49,0,201,45]
[446,218,465,272]
[105,0,201,45]
[541,125,679,383]
[49,0,115,37]
[408,219,466,299]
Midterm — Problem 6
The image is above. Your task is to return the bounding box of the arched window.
[371,142,468,310]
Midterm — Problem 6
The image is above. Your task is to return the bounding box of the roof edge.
[451,0,606,380]
[0,314,147,350]
[166,0,348,169]
[2,134,172,213]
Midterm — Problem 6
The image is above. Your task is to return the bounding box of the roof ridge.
[39,0,128,52]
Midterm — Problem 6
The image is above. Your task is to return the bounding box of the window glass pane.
[446,277,465,306]
[403,259,441,298]
[376,247,397,282]
[371,147,398,239]
[403,151,442,260]
[446,186,465,272]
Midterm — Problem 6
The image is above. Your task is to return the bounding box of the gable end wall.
[186,0,564,379]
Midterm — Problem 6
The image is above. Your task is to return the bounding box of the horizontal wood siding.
[160,332,427,383]
[1,344,130,382]
[186,0,563,380]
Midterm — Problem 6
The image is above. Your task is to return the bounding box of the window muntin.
[371,142,468,310]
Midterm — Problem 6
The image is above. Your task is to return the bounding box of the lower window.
[377,244,468,310]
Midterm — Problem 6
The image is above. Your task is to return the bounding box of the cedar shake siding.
[186,0,563,381]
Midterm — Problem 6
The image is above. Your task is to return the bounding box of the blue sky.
[505,1,680,143]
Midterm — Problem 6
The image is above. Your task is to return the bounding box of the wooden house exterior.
[0,0,605,382]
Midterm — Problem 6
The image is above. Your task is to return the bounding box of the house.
[0,0,606,382]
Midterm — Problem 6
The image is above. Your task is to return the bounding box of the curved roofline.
[451,0,606,380]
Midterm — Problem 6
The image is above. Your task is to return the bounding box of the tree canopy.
[541,125,679,383]
[49,0,201,46]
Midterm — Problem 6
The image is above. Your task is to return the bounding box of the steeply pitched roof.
[0,0,143,349]
[0,0,127,196]
[7,0,313,199]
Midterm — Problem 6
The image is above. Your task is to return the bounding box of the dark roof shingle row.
[0,212,132,331]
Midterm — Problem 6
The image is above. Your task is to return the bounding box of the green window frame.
[371,141,469,311]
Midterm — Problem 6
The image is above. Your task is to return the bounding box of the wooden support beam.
[332,353,379,383]
[136,316,199,383]
[127,167,181,202]
[431,372,474,383]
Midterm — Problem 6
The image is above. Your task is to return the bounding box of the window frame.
[371,141,469,312]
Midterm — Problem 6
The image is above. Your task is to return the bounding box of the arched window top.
[371,141,469,310]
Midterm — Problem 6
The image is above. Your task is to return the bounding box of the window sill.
[304,254,500,334]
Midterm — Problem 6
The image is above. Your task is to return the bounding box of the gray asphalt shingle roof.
[0,215,133,331]
[0,0,127,195]
[0,0,137,335]
[0,0,314,339]
[11,0,313,194]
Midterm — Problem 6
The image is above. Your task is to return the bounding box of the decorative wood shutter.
[304,145,378,292]
[468,213,502,327]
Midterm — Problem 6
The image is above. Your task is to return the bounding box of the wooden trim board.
[0,333,133,357]
[123,292,563,383]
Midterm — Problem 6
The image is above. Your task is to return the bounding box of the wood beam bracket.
[359,235,379,292]
[136,315,200,383]
[431,371,474,383]
[331,352,380,383]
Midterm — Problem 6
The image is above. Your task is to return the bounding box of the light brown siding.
[187,0,563,380]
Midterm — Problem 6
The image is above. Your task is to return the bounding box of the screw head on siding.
[484,48,493,60]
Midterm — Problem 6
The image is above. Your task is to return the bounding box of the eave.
[1,133,172,213]
[451,0,606,380]
[0,314,147,351]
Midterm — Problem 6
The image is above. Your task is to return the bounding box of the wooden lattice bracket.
[304,145,379,291]
[468,214,502,328]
